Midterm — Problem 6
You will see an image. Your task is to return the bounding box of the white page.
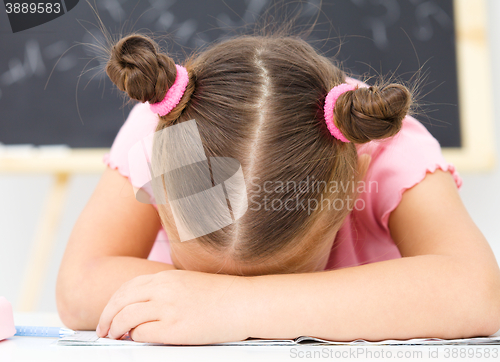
[58,331,164,346]
[291,335,500,346]
[58,331,298,346]
[58,331,500,346]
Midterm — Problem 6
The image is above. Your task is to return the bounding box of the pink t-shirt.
[103,101,462,271]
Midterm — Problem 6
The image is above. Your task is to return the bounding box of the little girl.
[56,32,500,345]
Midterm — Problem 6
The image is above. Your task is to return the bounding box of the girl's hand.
[95,269,253,345]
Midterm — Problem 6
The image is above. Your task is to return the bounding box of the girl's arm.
[56,167,176,330]
[96,169,500,344]
[246,170,500,341]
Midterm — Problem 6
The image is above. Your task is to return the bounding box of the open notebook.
[58,331,500,346]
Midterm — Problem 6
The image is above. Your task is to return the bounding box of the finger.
[130,321,199,345]
[97,275,154,337]
[107,301,159,339]
[98,284,151,337]
[129,321,165,344]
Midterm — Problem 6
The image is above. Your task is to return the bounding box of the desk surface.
[1,313,496,362]
[3,313,293,362]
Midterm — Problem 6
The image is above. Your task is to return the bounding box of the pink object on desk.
[0,297,16,341]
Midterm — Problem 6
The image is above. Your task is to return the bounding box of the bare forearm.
[56,256,176,330]
[247,255,500,341]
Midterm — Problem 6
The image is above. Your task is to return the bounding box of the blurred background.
[1,0,499,313]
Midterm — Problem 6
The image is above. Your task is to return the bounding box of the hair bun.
[106,34,177,103]
[334,83,411,144]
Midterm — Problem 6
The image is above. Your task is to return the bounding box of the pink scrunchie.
[148,64,189,117]
[324,83,357,142]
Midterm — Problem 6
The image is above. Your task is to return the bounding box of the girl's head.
[105,33,411,276]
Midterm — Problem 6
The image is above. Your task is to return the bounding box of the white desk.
[1,313,498,362]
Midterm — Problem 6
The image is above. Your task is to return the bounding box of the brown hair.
[105,30,411,273]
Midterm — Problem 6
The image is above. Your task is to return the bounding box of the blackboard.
[0,0,461,148]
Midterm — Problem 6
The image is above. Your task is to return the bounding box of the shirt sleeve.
[102,102,160,204]
[358,114,463,234]
[103,102,172,263]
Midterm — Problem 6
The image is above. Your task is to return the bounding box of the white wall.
[2,0,500,312]
[0,174,100,312]
[459,0,500,259]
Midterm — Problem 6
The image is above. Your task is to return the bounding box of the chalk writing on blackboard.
[350,0,452,50]
[0,0,460,148]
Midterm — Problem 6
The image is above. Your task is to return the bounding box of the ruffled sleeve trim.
[103,152,131,182]
[102,152,159,209]
[380,163,463,232]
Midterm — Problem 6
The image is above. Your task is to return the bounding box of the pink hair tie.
[324,83,357,142]
[148,64,189,117]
